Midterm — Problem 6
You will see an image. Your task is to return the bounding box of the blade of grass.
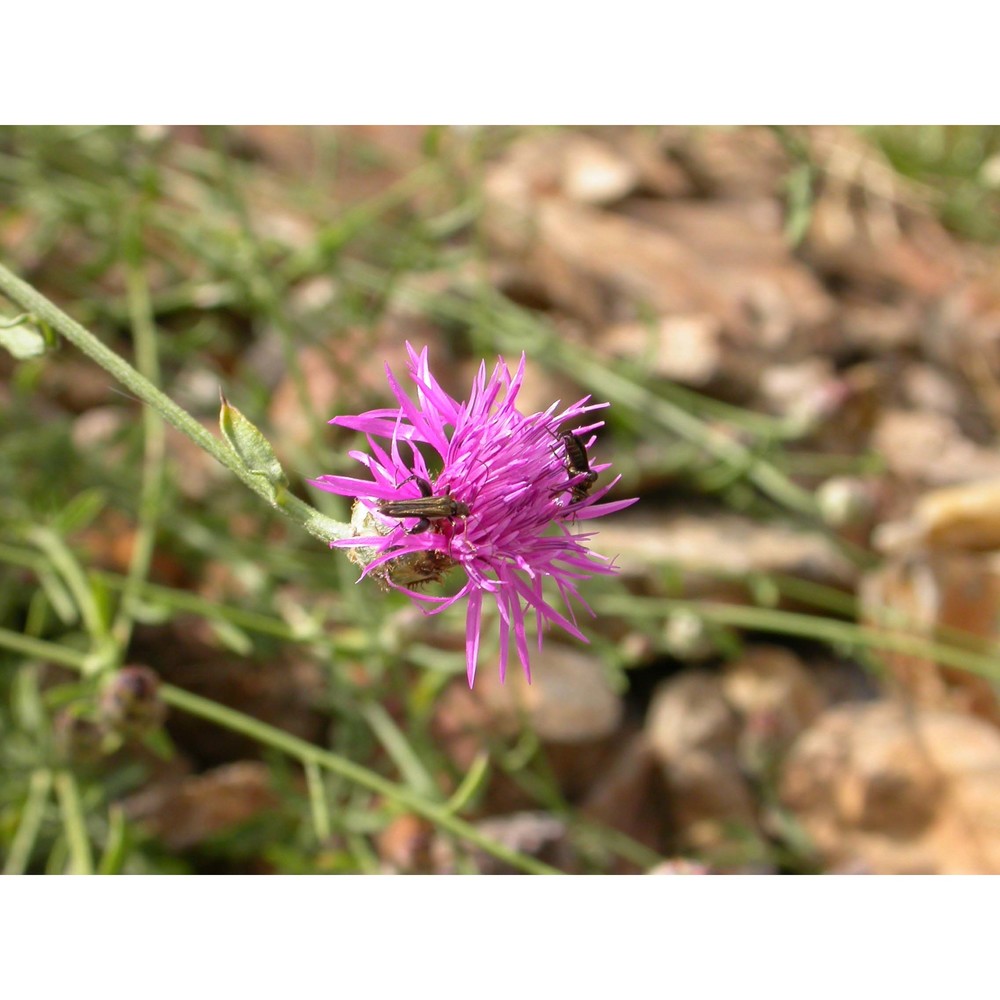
[3,769,53,875]
[109,240,167,654]
[0,627,560,874]
[54,770,93,875]
[96,805,129,875]
[0,262,351,545]
[160,682,560,874]
[598,596,1000,681]
[26,526,108,648]
[303,761,332,845]
[359,701,440,800]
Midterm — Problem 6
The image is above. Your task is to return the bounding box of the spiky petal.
[309,344,636,685]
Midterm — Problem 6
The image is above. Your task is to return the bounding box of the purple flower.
[309,344,636,686]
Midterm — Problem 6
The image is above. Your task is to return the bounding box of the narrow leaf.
[219,392,288,491]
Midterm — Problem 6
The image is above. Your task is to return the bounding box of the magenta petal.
[464,588,483,687]
[314,345,635,685]
[309,475,407,502]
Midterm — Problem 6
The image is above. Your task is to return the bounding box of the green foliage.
[2,126,999,874]
[866,125,1000,242]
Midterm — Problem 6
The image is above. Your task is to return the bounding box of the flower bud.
[662,608,716,661]
[816,476,876,529]
[99,665,167,738]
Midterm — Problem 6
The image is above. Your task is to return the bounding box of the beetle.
[376,474,470,534]
[553,430,598,503]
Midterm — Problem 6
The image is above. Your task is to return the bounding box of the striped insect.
[553,430,598,503]
[376,474,469,534]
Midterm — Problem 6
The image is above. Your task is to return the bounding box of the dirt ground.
[3,125,1000,874]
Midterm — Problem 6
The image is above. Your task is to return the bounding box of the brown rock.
[482,131,638,212]
[71,405,129,458]
[840,300,922,352]
[131,621,327,764]
[759,359,853,432]
[580,732,671,858]
[645,671,758,856]
[532,199,742,326]
[559,134,639,205]
[804,129,962,299]
[595,510,857,594]
[39,358,120,412]
[721,645,827,760]
[923,278,1000,429]
[665,126,790,198]
[484,141,742,328]
[377,813,436,874]
[474,644,624,744]
[124,761,278,851]
[872,410,1000,487]
[599,314,723,386]
[647,858,712,875]
[877,479,1000,552]
[165,422,226,502]
[614,130,694,199]
[859,553,1000,726]
[901,363,962,417]
[430,648,626,814]
[620,197,836,349]
[780,701,1000,873]
[430,680,497,774]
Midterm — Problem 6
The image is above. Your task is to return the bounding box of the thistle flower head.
[309,344,635,686]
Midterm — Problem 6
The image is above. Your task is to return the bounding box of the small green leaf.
[97,805,129,875]
[35,567,77,625]
[0,316,47,359]
[219,392,288,493]
[445,751,490,814]
[209,617,254,656]
[88,573,115,633]
[784,162,815,247]
[52,488,109,536]
[747,573,781,608]
[125,598,174,625]
[360,702,439,799]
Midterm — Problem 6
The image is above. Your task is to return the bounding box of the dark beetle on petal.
[556,431,598,503]
[376,474,470,534]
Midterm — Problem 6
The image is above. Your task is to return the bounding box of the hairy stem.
[0,261,350,543]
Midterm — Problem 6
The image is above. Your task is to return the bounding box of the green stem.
[530,331,822,518]
[599,597,1000,681]
[3,768,53,875]
[54,769,94,874]
[0,627,559,874]
[110,256,166,652]
[209,128,323,458]
[444,751,490,814]
[0,261,351,544]
[0,542,340,649]
[26,526,108,646]
[304,761,332,844]
[7,538,1000,675]
[0,626,94,669]
[353,264,824,522]
[97,804,129,875]
[159,683,560,874]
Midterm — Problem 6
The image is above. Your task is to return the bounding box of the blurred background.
[2,125,1000,874]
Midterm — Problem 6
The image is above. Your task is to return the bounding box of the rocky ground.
[4,126,1000,873]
